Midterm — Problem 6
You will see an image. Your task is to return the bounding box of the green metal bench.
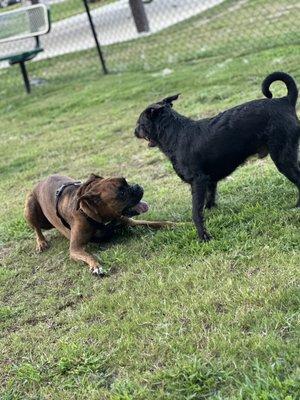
[0,4,51,93]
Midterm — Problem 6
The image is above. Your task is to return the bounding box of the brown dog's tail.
[262,71,298,107]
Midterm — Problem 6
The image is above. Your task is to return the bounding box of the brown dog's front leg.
[120,217,176,229]
[69,224,105,276]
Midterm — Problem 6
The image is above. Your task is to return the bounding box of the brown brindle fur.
[24,174,174,275]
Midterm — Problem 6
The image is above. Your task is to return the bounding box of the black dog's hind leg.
[192,175,212,241]
[269,134,300,207]
[206,181,218,209]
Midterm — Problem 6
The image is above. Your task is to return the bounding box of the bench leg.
[19,62,31,94]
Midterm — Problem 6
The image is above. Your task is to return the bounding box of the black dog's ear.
[145,103,164,117]
[162,93,180,107]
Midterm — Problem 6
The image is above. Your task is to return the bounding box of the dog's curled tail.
[262,71,298,107]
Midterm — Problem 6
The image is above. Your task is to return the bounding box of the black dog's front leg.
[206,181,218,209]
[192,175,212,241]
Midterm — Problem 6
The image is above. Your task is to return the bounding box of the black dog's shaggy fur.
[134,72,300,240]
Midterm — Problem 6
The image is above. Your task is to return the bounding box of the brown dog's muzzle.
[122,184,148,217]
[130,184,143,199]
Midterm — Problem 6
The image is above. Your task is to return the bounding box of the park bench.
[0,4,51,93]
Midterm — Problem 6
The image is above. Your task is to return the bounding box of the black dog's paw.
[200,231,212,242]
[205,201,217,210]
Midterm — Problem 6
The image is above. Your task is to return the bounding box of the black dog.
[134,72,299,240]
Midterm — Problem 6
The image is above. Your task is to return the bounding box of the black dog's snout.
[134,127,140,138]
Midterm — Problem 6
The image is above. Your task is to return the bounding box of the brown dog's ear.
[76,174,103,210]
[162,94,180,107]
[76,192,101,210]
[88,173,103,181]
[79,174,103,192]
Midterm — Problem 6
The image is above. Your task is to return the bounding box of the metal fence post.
[129,0,150,33]
[82,0,108,75]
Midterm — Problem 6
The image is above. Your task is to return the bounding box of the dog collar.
[55,181,81,230]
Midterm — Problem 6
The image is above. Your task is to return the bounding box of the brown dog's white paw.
[36,240,49,253]
[91,266,106,277]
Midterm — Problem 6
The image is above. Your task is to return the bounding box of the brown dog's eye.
[92,196,101,205]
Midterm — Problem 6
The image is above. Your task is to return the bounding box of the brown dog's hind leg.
[69,222,105,276]
[24,193,53,252]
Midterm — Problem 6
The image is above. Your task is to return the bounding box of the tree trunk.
[129,0,149,33]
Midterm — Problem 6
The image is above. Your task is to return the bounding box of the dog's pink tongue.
[133,201,149,214]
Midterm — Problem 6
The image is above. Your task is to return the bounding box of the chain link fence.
[0,0,299,90]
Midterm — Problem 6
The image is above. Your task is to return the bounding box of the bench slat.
[0,4,50,44]
[0,47,43,64]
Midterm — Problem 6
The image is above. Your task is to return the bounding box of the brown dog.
[25,174,173,275]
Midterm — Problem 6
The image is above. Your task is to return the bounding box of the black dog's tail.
[262,72,298,107]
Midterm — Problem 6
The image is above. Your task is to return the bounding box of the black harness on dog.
[55,182,106,230]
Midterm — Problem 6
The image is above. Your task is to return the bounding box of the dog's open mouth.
[147,139,157,147]
[145,137,157,147]
[142,133,157,147]
[132,200,149,214]
[123,200,149,217]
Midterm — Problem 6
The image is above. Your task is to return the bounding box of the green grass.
[0,13,28,40]
[0,0,300,399]
[0,3,20,15]
[50,0,115,23]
